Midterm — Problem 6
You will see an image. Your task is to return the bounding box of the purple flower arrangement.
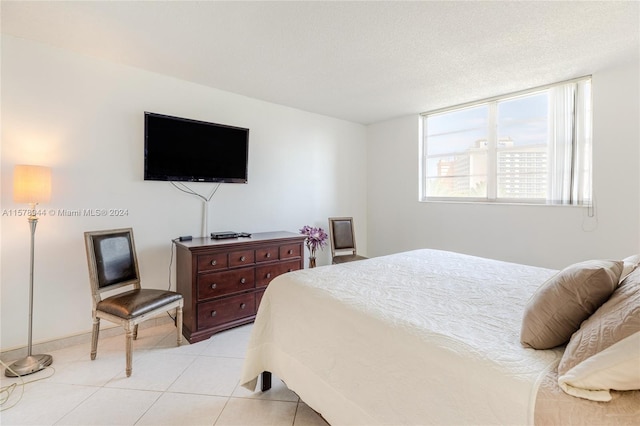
[299,225,328,258]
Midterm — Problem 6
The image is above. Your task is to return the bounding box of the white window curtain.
[548,79,592,205]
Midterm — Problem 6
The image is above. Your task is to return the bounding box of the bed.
[239,249,640,425]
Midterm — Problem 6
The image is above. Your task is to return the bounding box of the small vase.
[308,257,316,269]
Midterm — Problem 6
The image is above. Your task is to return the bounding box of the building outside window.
[420,77,592,205]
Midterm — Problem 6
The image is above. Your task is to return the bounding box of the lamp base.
[4,354,53,377]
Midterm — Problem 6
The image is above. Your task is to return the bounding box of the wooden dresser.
[175,231,306,343]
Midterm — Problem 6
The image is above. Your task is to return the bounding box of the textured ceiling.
[2,1,638,124]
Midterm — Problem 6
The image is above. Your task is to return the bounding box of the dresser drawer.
[229,249,255,268]
[197,253,228,273]
[197,268,255,300]
[176,231,306,343]
[280,244,301,260]
[197,293,256,329]
[255,246,279,263]
[255,259,301,288]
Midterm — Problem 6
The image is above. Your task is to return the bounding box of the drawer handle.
[240,256,246,262]
[266,253,271,258]
[240,278,246,284]
[211,310,217,317]
[266,273,271,279]
[288,249,293,254]
[210,283,217,289]
[210,260,217,266]
[240,303,246,309]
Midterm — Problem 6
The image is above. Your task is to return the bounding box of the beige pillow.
[521,259,623,349]
[557,267,640,401]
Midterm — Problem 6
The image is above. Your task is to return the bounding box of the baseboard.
[0,315,174,363]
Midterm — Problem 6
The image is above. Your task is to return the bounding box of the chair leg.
[91,317,100,360]
[133,324,138,340]
[125,325,134,377]
[176,306,183,345]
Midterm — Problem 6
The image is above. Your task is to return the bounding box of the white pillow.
[558,333,640,401]
[557,267,640,401]
[620,254,640,282]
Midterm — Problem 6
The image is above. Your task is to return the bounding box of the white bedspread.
[240,249,564,425]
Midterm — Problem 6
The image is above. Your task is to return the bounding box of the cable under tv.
[211,232,252,239]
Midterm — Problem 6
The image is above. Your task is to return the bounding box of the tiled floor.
[0,323,329,426]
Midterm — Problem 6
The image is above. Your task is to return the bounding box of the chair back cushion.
[90,231,138,288]
[332,219,355,250]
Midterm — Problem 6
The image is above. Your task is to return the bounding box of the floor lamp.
[5,165,54,377]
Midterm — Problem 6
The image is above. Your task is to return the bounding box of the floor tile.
[45,342,88,368]
[134,322,181,352]
[198,325,252,358]
[105,352,196,391]
[0,381,98,425]
[55,387,161,425]
[233,376,299,402]
[0,363,56,389]
[93,322,173,356]
[168,356,244,397]
[151,331,211,356]
[0,323,328,426]
[214,397,298,426]
[46,351,124,387]
[136,392,228,425]
[293,402,331,426]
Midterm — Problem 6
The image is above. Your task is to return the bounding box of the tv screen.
[144,112,249,183]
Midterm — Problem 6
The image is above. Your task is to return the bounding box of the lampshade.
[14,165,52,204]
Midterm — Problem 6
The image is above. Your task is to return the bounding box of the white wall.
[0,36,367,351]
[367,58,640,269]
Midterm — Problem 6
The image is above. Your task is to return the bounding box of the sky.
[425,91,548,157]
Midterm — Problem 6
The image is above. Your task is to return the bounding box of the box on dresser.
[175,231,306,343]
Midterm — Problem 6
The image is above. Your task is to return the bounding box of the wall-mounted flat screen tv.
[144,112,249,183]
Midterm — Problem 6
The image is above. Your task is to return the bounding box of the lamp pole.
[5,167,54,377]
[5,210,53,377]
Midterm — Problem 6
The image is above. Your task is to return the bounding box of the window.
[420,77,592,205]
